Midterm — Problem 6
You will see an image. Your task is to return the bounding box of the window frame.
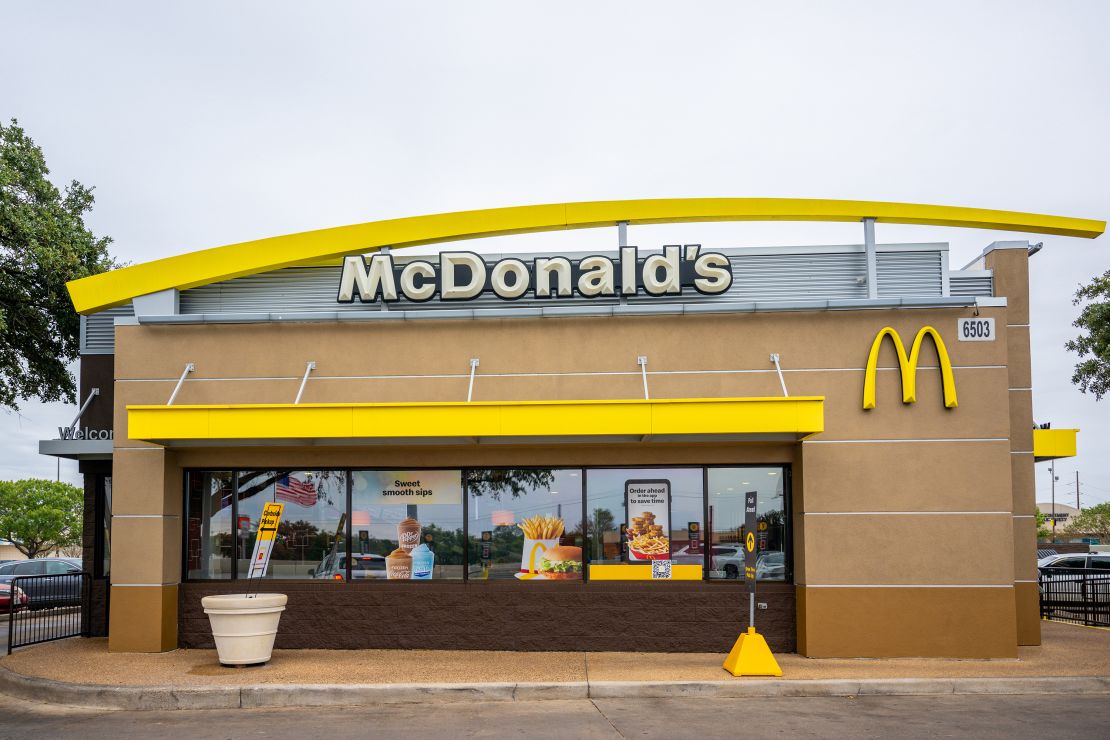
[181,463,793,584]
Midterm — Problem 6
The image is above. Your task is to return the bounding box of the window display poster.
[353,470,462,505]
[624,480,671,561]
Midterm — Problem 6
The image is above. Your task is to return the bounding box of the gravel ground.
[0,620,1105,687]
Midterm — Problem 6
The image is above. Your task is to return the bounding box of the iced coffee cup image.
[397,517,421,553]
[517,514,565,577]
[385,547,413,579]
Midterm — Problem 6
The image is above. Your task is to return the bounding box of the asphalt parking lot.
[0,693,1107,739]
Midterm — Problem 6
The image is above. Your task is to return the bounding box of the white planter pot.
[201,593,287,666]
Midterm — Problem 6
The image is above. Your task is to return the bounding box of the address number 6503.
[957,317,995,341]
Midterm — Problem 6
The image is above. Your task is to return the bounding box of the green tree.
[466,469,555,500]
[1063,502,1110,541]
[0,119,115,410]
[1035,507,1052,540]
[1065,269,1110,400]
[0,478,83,558]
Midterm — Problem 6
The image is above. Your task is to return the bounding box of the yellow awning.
[1033,428,1079,462]
[127,396,824,446]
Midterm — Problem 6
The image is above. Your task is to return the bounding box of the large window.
[94,474,112,578]
[706,467,789,581]
[236,470,347,580]
[585,468,704,575]
[351,470,464,580]
[184,465,790,582]
[186,471,234,579]
[467,469,584,580]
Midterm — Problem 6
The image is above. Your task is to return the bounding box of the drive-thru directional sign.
[247,502,284,580]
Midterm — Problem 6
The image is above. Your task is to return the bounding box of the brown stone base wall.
[180,581,795,653]
[89,580,109,637]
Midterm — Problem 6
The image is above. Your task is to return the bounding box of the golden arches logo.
[862,326,958,410]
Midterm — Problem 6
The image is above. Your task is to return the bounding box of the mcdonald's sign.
[862,326,958,410]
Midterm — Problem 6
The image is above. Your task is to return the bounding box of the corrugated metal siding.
[949,273,994,297]
[80,305,134,354]
[180,249,918,314]
[729,252,867,301]
[876,251,943,297]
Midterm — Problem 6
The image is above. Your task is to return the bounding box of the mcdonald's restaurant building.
[41,199,1102,658]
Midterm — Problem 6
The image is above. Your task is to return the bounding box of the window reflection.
[237,470,347,579]
[467,469,584,580]
[101,476,112,577]
[186,471,233,579]
[585,468,704,569]
[183,465,790,583]
[706,467,787,581]
[350,470,464,580]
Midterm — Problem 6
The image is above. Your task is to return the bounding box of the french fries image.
[628,532,669,555]
[520,514,564,540]
[627,510,669,558]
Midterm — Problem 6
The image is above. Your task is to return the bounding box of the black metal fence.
[1039,567,1110,628]
[5,572,91,654]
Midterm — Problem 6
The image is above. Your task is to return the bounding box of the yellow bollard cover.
[722,627,783,677]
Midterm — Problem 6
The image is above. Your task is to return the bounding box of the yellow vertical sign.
[247,502,284,580]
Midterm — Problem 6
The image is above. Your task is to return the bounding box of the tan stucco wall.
[986,245,1040,646]
[110,299,1027,656]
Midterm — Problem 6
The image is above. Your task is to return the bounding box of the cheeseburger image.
[538,545,583,580]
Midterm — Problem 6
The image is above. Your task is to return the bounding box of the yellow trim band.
[588,564,704,581]
[126,396,825,442]
[68,197,1105,314]
[863,326,958,409]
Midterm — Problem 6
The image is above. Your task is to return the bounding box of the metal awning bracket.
[467,358,480,402]
[638,356,649,400]
[770,353,789,397]
[167,364,195,406]
[294,361,317,404]
[67,388,101,434]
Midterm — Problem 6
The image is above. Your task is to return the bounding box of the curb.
[0,666,1107,711]
[587,676,1110,698]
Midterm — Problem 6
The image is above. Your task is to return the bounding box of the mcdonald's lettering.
[862,326,958,410]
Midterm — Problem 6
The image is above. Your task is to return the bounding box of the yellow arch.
[863,328,913,408]
[863,326,958,410]
[67,197,1105,314]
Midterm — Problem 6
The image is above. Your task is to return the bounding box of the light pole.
[1050,459,1057,542]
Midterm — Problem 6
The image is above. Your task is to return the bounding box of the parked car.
[709,544,744,578]
[310,552,387,580]
[0,558,83,609]
[668,544,703,566]
[0,583,29,613]
[1038,553,1110,570]
[1037,553,1110,606]
[756,550,786,580]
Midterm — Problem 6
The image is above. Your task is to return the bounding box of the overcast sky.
[2,1,1108,507]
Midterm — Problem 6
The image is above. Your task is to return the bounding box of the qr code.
[651,560,673,579]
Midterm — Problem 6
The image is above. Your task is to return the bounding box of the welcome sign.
[337,246,733,303]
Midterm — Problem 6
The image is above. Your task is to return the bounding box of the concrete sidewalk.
[0,620,1106,710]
